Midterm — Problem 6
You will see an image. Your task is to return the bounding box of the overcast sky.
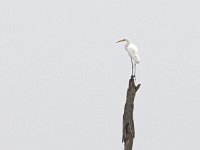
[0,0,200,150]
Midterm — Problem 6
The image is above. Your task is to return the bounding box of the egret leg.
[131,58,133,76]
[134,64,136,80]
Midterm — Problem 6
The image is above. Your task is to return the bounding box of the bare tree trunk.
[122,75,141,150]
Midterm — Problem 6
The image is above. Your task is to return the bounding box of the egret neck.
[124,39,130,48]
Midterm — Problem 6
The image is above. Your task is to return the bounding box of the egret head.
[116,39,129,44]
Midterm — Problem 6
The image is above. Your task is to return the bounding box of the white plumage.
[125,43,139,65]
[117,39,140,77]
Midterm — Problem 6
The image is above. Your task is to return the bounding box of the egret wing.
[126,44,139,64]
[129,43,138,53]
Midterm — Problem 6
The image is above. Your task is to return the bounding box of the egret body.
[117,39,139,78]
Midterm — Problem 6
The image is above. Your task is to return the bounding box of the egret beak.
[116,39,125,43]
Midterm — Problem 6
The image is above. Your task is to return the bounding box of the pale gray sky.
[0,0,200,150]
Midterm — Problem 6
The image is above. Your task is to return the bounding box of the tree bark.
[122,75,141,150]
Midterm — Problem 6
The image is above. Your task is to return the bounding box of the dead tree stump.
[122,75,141,150]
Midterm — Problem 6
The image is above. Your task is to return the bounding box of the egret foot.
[131,75,136,80]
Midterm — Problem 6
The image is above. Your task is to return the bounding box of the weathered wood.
[122,75,141,150]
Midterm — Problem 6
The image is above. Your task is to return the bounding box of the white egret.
[116,39,139,78]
